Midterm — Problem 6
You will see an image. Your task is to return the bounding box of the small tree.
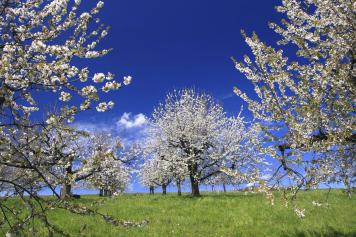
[143,127,188,196]
[86,132,131,196]
[140,157,172,195]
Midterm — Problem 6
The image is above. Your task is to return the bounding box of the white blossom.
[123,76,132,85]
[93,73,106,83]
[59,91,72,102]
[96,102,108,112]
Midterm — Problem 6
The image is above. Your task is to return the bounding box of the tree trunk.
[60,162,73,200]
[99,189,104,196]
[190,177,200,197]
[60,184,72,200]
[343,177,352,199]
[188,162,200,197]
[223,183,226,193]
[177,181,182,196]
[162,184,167,195]
[149,186,154,195]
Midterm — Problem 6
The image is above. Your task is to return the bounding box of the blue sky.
[74,0,283,122]
[68,0,285,193]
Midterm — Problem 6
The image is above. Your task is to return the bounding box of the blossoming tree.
[0,0,134,234]
[232,0,355,200]
[85,132,132,196]
[147,89,266,196]
[140,156,174,195]
[142,126,188,195]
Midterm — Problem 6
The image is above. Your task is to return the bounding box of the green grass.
[7,190,356,236]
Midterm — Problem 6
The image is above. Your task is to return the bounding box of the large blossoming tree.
[232,0,355,199]
[0,0,134,234]
[147,89,266,197]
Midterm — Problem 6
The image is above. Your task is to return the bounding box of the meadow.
[23,190,356,237]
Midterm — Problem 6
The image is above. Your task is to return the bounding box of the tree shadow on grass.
[285,227,355,237]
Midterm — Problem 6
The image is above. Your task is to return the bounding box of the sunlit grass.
[4,190,356,236]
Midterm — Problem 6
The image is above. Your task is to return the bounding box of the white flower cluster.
[59,91,72,102]
[46,116,57,125]
[123,76,132,85]
[102,81,122,93]
[80,100,91,111]
[96,101,114,112]
[93,73,106,83]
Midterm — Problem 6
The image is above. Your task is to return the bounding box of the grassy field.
[9,190,356,236]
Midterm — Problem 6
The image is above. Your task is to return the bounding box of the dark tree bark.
[149,186,155,195]
[100,189,113,197]
[223,183,226,193]
[60,164,73,200]
[162,184,167,195]
[188,163,200,197]
[188,161,200,197]
[177,180,182,196]
[190,177,200,197]
[60,183,72,200]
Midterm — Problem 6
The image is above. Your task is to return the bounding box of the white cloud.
[117,113,147,129]
[73,112,150,147]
